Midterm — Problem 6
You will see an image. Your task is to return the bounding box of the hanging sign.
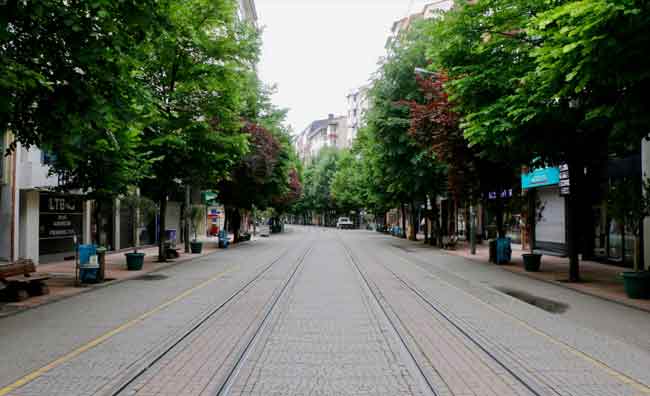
[558,164,570,195]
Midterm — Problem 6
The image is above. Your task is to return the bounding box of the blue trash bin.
[495,237,512,264]
[78,244,96,265]
[78,244,99,283]
[218,230,229,249]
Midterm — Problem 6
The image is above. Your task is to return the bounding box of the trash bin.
[496,237,512,264]
[96,247,107,282]
[78,244,101,283]
[78,244,96,265]
[218,230,229,249]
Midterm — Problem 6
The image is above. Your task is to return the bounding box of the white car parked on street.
[336,217,354,229]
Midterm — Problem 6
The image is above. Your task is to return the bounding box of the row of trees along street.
[2,0,302,260]
[289,0,650,282]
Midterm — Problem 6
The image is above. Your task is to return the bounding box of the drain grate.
[135,274,168,281]
[496,287,568,314]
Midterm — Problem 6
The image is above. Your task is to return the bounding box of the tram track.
[341,232,650,396]
[104,242,313,396]
[214,245,311,396]
[336,233,543,396]
[336,235,440,396]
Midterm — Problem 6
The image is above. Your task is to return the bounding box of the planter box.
[125,252,145,271]
[622,271,650,299]
[190,241,203,254]
[522,253,542,272]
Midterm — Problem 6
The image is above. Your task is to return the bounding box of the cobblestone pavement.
[3,226,650,396]
[342,231,650,396]
[0,230,312,395]
[224,233,432,396]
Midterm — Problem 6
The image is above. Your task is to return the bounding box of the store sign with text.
[521,167,560,189]
[39,193,83,240]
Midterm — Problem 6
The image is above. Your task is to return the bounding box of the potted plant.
[609,178,650,299]
[121,192,158,270]
[187,204,205,254]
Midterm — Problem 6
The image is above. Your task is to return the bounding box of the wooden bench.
[0,260,50,302]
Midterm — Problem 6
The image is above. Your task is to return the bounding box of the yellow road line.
[0,266,237,396]
[393,253,650,394]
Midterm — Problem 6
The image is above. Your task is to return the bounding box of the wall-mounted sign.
[488,189,513,200]
[558,164,570,196]
[39,193,83,240]
[521,167,560,189]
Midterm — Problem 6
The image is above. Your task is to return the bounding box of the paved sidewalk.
[405,236,650,312]
[0,242,221,316]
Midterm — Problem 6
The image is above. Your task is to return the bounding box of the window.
[41,150,56,166]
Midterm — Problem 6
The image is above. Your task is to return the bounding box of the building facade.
[385,1,454,49]
[237,0,258,25]
[346,85,370,147]
[0,133,92,264]
[296,114,348,163]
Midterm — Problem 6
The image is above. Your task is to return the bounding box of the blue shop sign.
[521,167,560,189]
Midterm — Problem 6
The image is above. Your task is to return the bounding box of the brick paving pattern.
[4,227,650,396]
[347,235,650,396]
[10,239,311,396]
[226,236,430,396]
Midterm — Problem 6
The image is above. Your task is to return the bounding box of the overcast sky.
[256,0,433,134]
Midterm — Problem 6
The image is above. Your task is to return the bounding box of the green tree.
[363,21,447,240]
[139,0,257,260]
[296,148,342,226]
[330,150,366,223]
[1,0,163,201]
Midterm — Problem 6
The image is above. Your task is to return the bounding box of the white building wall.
[16,145,59,190]
[18,190,40,263]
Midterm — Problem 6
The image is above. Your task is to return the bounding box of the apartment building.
[296,114,348,163]
[346,85,370,147]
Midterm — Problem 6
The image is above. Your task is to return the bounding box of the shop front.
[38,192,84,258]
[522,167,567,255]
[589,155,641,266]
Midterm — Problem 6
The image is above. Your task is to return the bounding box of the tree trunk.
[231,208,242,243]
[430,204,438,246]
[424,215,429,244]
[158,194,167,262]
[470,203,476,255]
[566,156,582,282]
[409,201,417,241]
[184,185,190,253]
[527,190,536,253]
[400,203,407,238]
[93,200,101,245]
[132,205,138,254]
[495,198,505,238]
